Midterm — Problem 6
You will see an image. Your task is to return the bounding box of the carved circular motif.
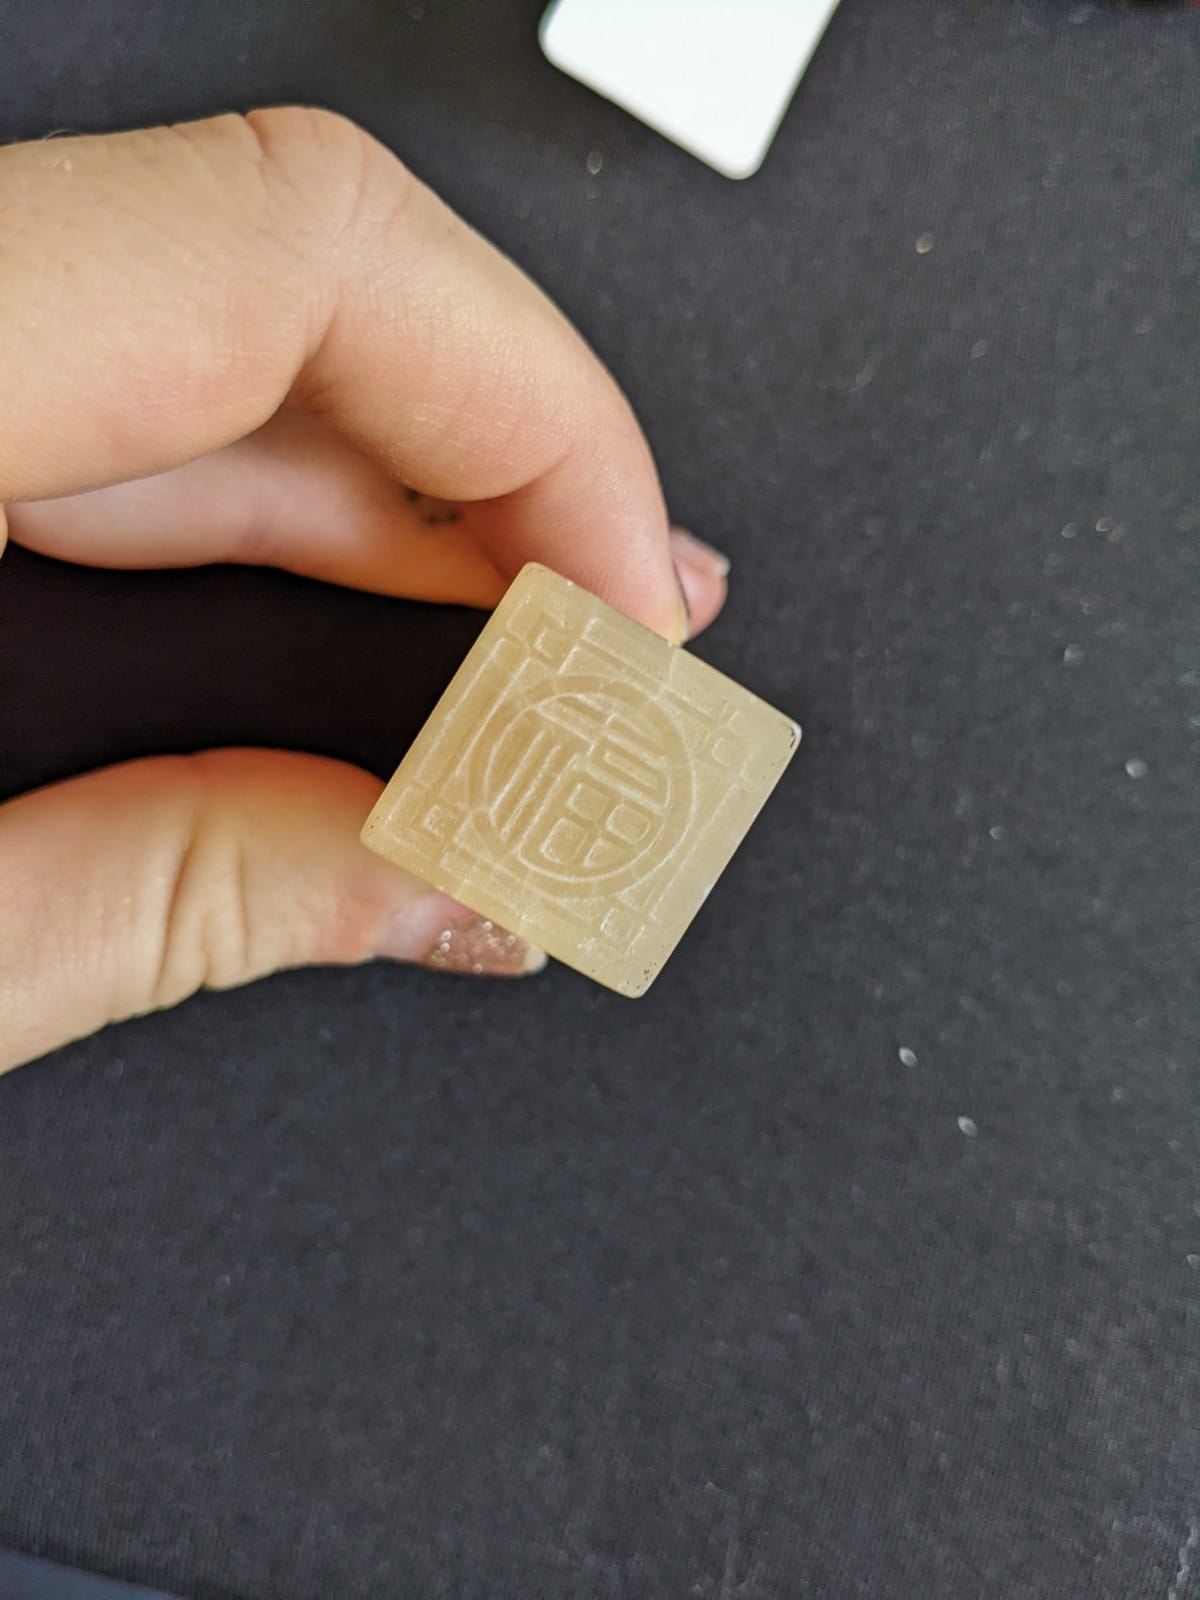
[473,677,693,894]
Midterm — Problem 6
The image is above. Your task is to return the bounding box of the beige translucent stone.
[361,564,800,996]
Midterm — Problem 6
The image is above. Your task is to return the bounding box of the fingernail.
[422,913,547,977]
[375,895,546,978]
[669,528,730,641]
[672,562,693,644]
[670,526,732,580]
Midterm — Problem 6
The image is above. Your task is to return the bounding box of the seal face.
[362,564,800,996]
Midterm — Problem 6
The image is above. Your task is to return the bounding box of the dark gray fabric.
[0,1552,177,1600]
[0,2,1196,1597]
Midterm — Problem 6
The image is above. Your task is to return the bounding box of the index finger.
[0,108,685,639]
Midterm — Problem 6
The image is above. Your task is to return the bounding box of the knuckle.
[148,760,256,1007]
[241,105,412,254]
[245,103,362,160]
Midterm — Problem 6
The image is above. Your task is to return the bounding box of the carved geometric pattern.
[362,565,800,995]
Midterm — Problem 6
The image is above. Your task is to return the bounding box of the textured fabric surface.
[0,1551,176,1600]
[0,2,1196,1597]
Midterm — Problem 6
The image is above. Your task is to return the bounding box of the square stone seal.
[362,564,800,995]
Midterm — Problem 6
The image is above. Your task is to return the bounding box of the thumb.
[0,749,544,1074]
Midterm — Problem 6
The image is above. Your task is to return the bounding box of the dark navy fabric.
[0,1552,177,1600]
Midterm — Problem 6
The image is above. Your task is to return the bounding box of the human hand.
[0,108,730,1072]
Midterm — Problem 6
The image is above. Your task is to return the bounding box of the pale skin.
[0,107,730,1074]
